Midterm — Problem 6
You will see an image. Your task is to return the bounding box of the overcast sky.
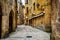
[17,0,25,5]
[21,0,25,5]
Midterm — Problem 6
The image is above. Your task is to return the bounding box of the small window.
[33,3,35,10]
[37,3,40,8]
[20,0,22,4]
[9,0,13,5]
[26,7,28,13]
[58,18,60,22]
[25,0,28,4]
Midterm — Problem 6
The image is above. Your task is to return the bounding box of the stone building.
[17,0,24,25]
[51,0,60,40]
[0,0,17,38]
[24,0,29,25]
[24,0,36,25]
[24,0,51,32]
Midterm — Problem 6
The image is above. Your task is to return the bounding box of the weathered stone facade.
[17,0,24,25]
[24,0,51,32]
[51,0,60,40]
[0,0,17,38]
[0,0,60,40]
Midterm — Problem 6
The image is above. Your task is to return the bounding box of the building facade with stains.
[0,0,17,38]
[51,0,60,40]
[24,0,51,32]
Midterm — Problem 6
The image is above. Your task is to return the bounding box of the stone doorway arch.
[9,10,14,33]
[0,5,2,38]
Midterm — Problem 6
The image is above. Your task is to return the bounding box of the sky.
[21,0,25,5]
[17,0,25,5]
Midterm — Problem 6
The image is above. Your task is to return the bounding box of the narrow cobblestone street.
[1,25,50,40]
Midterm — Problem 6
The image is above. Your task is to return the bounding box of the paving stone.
[2,25,50,40]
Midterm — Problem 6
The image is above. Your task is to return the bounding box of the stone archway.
[9,10,14,33]
[0,5,2,38]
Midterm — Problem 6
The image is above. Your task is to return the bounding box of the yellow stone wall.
[24,0,51,32]
[28,0,51,32]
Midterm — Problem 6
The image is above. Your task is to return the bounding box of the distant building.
[24,0,51,32]
[17,0,24,25]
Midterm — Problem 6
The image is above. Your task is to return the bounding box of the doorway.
[0,5,2,38]
[9,10,13,33]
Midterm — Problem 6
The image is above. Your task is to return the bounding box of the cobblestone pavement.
[1,25,50,40]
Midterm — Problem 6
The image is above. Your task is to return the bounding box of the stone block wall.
[51,0,60,40]
[28,0,51,32]
[17,3,24,25]
[0,0,17,38]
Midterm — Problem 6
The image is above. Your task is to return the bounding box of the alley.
[1,25,50,40]
[0,0,60,40]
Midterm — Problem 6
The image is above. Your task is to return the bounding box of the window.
[9,0,13,5]
[25,0,28,4]
[26,7,28,13]
[33,3,35,10]
[37,3,40,8]
[58,18,60,22]
[20,0,22,4]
